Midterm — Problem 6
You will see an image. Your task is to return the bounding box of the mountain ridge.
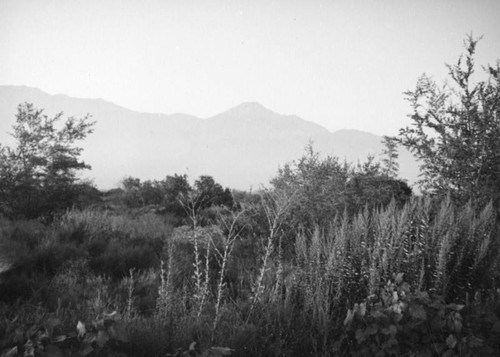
[0,85,419,190]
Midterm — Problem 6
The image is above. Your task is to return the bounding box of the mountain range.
[0,85,420,190]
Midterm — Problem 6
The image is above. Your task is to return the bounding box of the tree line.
[0,35,499,222]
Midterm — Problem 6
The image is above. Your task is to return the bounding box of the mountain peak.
[225,101,276,116]
[0,86,420,189]
[235,101,267,109]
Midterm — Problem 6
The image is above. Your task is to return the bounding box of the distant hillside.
[0,85,420,190]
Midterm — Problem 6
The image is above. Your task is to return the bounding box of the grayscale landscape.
[1,1,499,356]
[0,85,420,190]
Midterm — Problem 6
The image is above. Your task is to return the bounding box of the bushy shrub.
[339,274,500,356]
[0,311,129,357]
[89,242,160,280]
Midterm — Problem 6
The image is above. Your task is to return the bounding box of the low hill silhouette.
[0,85,419,190]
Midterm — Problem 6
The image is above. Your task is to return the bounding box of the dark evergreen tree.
[194,175,233,210]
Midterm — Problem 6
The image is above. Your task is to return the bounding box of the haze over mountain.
[0,85,419,190]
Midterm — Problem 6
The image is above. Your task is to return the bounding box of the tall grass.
[244,197,499,353]
[291,198,499,308]
[58,209,172,243]
[1,197,498,356]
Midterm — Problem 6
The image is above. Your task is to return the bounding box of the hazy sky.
[1,0,499,135]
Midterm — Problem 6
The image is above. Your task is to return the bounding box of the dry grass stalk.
[249,189,296,318]
[212,208,246,341]
[178,192,209,317]
[126,268,135,321]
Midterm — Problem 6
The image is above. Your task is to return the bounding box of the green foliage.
[165,342,233,357]
[4,35,500,357]
[339,275,500,356]
[381,136,400,178]
[120,177,144,208]
[344,157,412,215]
[193,176,233,211]
[0,103,96,219]
[270,145,412,247]
[271,144,350,229]
[118,174,233,226]
[396,35,500,207]
[0,210,171,305]
[1,138,499,357]
[1,194,499,355]
[162,174,192,218]
[0,311,129,357]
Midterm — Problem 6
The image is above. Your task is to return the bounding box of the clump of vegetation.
[339,274,500,356]
[0,103,97,220]
[395,35,500,209]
